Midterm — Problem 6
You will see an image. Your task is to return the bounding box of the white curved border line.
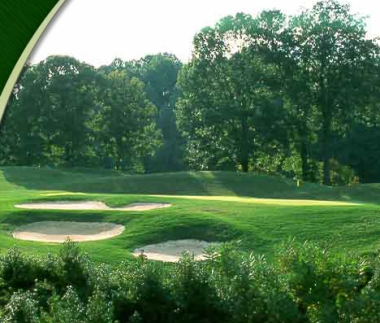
[0,0,68,124]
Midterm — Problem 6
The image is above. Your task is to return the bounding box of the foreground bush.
[0,241,379,322]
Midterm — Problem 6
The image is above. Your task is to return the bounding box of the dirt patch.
[14,201,171,211]
[133,239,221,262]
[13,221,125,243]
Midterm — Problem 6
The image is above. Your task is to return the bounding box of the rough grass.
[1,166,380,264]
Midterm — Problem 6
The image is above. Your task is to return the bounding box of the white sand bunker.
[14,201,171,211]
[133,239,221,262]
[13,221,125,243]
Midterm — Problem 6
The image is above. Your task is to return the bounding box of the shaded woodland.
[1,0,380,185]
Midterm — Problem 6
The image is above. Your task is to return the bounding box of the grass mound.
[0,166,380,263]
[3,166,380,203]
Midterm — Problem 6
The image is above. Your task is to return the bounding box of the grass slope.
[1,166,380,264]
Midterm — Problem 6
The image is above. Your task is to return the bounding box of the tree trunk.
[115,158,121,170]
[241,157,249,173]
[116,138,123,170]
[300,139,309,182]
[322,112,332,185]
[240,116,249,172]
[319,54,332,186]
[64,143,71,164]
[321,84,332,185]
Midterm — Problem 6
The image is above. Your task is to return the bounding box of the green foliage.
[57,240,91,299]
[284,0,380,185]
[47,286,86,323]
[1,291,39,323]
[96,69,162,170]
[85,288,114,323]
[177,13,286,173]
[2,1,380,183]
[0,56,162,173]
[255,151,359,186]
[334,123,380,183]
[175,0,380,183]
[329,159,359,186]
[97,54,186,173]
[1,241,380,322]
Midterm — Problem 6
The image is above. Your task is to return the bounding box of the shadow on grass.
[0,209,112,228]
[2,166,380,204]
[1,166,209,195]
[126,217,244,248]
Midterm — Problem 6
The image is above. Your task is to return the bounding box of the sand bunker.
[14,201,171,211]
[13,221,125,243]
[133,239,221,262]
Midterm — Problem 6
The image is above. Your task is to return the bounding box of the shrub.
[56,239,92,300]
[47,286,86,323]
[0,248,36,291]
[1,241,380,322]
[329,158,359,186]
[0,291,39,323]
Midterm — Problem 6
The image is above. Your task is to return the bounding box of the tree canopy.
[1,0,380,185]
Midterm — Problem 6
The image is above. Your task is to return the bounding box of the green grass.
[1,166,380,264]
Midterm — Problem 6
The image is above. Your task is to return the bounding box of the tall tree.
[96,69,162,170]
[38,56,99,165]
[0,63,48,165]
[271,12,319,182]
[0,64,30,165]
[3,56,99,166]
[137,53,184,172]
[177,14,285,172]
[287,0,380,184]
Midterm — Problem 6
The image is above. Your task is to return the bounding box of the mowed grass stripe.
[37,192,361,206]
[149,195,362,206]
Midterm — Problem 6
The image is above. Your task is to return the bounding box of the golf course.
[4,0,380,320]
[2,166,380,264]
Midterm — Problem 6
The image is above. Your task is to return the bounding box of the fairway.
[149,195,361,206]
[1,166,380,264]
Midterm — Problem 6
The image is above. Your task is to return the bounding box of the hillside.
[1,166,380,264]
[1,166,380,204]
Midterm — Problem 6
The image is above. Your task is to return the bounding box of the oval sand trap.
[14,201,171,211]
[133,239,221,262]
[13,221,125,243]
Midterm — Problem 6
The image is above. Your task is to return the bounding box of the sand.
[13,221,125,243]
[133,239,221,262]
[14,201,171,211]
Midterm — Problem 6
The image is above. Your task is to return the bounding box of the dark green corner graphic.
[0,0,67,123]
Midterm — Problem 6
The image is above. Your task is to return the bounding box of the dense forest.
[1,0,380,185]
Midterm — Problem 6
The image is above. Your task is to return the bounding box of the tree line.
[1,0,380,185]
[0,53,184,173]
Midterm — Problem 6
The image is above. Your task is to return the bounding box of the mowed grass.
[1,166,380,264]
